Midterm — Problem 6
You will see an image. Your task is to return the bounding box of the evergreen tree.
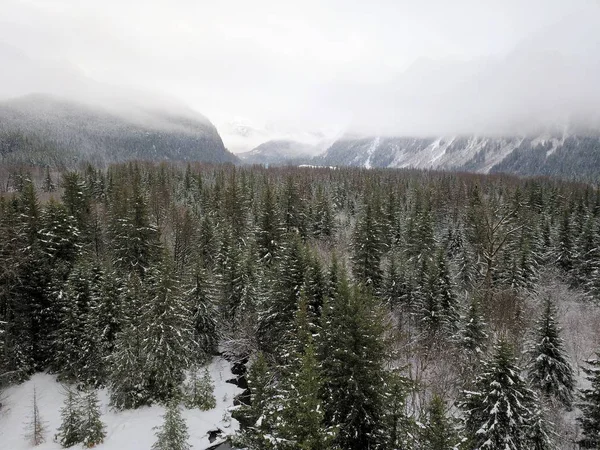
[461,338,543,450]
[274,297,336,449]
[460,295,488,357]
[312,185,334,240]
[140,256,196,403]
[419,395,459,450]
[152,403,191,450]
[79,389,106,447]
[319,275,387,449]
[527,297,575,408]
[57,387,82,448]
[233,352,277,449]
[184,366,216,410]
[383,369,415,449]
[259,234,306,355]
[351,202,384,290]
[578,354,600,448]
[277,339,336,450]
[257,181,282,265]
[185,262,218,356]
[108,275,149,409]
[526,407,557,450]
[24,386,47,446]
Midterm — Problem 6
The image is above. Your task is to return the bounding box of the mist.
[1,0,599,149]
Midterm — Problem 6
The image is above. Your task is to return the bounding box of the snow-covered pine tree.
[152,403,191,450]
[526,406,557,450]
[232,352,277,449]
[257,181,283,265]
[52,261,93,382]
[277,339,336,449]
[461,338,547,450]
[79,389,106,447]
[380,252,403,310]
[185,261,218,357]
[459,295,488,357]
[419,395,459,450]
[184,366,216,410]
[90,267,122,357]
[383,368,415,449]
[271,295,336,449]
[57,387,82,448]
[258,233,306,356]
[527,297,575,408]
[303,249,327,318]
[433,247,460,336]
[312,184,335,240]
[108,275,149,409]
[140,255,196,403]
[318,274,388,449]
[578,354,600,448]
[351,201,384,291]
[24,386,47,446]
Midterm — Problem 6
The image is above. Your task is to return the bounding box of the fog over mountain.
[1,0,599,151]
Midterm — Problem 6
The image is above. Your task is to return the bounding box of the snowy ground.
[0,357,242,450]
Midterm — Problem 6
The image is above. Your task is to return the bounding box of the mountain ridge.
[0,93,238,167]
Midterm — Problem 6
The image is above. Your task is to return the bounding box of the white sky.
[1,0,599,140]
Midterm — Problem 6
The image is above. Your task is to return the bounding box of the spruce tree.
[57,387,82,448]
[527,297,575,408]
[108,275,149,409]
[79,389,106,447]
[185,262,218,356]
[460,295,488,357]
[275,297,336,449]
[578,354,600,448]
[152,403,191,450]
[140,256,196,403]
[319,275,387,449]
[278,339,336,450]
[351,202,384,291]
[461,338,543,450]
[232,352,277,449]
[383,369,415,449]
[419,395,459,450]
[184,366,216,410]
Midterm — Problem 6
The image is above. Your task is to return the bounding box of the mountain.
[0,94,238,167]
[239,139,319,166]
[311,132,600,181]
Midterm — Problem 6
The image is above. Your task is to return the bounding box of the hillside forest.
[1,163,600,449]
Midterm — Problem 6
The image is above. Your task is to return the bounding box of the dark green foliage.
[527,298,575,408]
[460,296,488,356]
[139,257,196,403]
[578,355,600,448]
[419,395,459,450]
[461,338,550,450]
[351,202,384,290]
[319,275,387,449]
[57,388,82,448]
[183,367,216,410]
[152,403,191,450]
[232,352,277,449]
[79,389,106,447]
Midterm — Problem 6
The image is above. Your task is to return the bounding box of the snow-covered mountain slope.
[239,139,319,166]
[313,133,600,180]
[0,94,239,167]
[0,358,241,450]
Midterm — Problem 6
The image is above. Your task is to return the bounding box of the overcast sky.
[1,0,599,143]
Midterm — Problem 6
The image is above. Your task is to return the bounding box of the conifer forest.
[2,162,600,449]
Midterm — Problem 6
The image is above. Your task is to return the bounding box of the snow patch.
[0,357,242,450]
[364,136,381,169]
